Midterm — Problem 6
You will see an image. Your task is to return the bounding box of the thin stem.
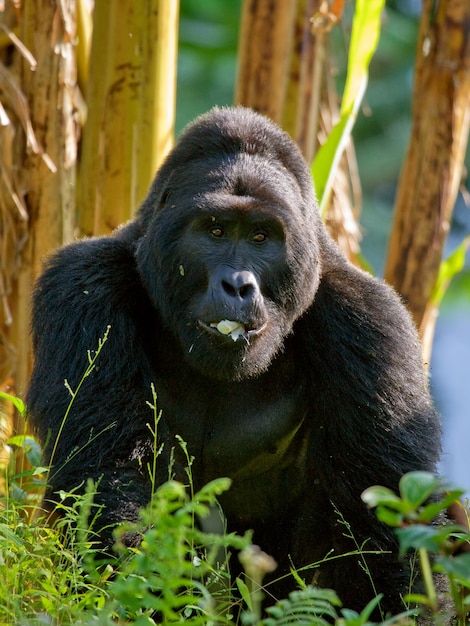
[418,547,437,611]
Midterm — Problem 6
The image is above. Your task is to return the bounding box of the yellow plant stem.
[418,547,438,611]
[79,0,179,236]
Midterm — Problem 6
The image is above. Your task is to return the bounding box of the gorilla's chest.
[154,361,309,491]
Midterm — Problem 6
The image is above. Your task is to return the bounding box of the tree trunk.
[0,3,79,477]
[384,0,470,359]
[282,0,324,164]
[235,0,297,124]
[78,0,179,236]
[9,1,79,397]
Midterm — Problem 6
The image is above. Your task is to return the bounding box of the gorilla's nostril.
[239,283,254,298]
[221,279,238,297]
[220,271,258,300]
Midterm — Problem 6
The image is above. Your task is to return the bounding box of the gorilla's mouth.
[198,319,267,342]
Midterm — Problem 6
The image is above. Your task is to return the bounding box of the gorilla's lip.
[198,320,267,341]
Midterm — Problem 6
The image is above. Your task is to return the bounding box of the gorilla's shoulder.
[33,234,143,324]
[316,245,411,322]
[303,257,421,364]
[38,235,136,292]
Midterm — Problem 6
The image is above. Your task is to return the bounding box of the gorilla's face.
[136,113,322,381]
[171,197,288,381]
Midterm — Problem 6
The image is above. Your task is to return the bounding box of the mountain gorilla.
[27,106,441,615]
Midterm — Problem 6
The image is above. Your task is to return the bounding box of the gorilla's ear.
[159,188,171,208]
[138,173,174,224]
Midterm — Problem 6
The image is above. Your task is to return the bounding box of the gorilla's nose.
[219,269,259,301]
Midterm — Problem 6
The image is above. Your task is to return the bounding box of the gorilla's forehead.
[174,151,304,212]
[195,190,293,226]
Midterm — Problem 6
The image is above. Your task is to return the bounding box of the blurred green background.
[176,0,470,492]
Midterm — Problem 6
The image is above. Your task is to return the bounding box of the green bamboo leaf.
[312,0,385,215]
[340,0,385,116]
[0,390,25,415]
[431,235,470,307]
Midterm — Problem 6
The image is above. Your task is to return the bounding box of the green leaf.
[0,390,25,415]
[312,0,385,214]
[236,576,253,611]
[376,507,404,528]
[395,525,446,556]
[0,523,24,547]
[434,553,470,584]
[351,593,382,622]
[399,472,441,507]
[361,485,401,509]
[340,0,384,116]
[431,235,470,307]
[418,489,466,522]
[264,587,340,624]
[404,593,432,608]
[195,476,232,501]
[6,435,43,468]
[32,466,50,476]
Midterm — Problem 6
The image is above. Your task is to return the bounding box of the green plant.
[49,325,112,473]
[0,455,249,625]
[311,0,385,217]
[5,418,470,625]
[259,586,341,625]
[362,471,470,625]
[106,478,251,624]
[0,479,111,623]
[0,390,47,513]
[3,339,469,625]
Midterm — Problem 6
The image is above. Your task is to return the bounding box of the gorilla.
[27,106,441,615]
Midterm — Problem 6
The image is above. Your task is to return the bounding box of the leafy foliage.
[108,478,249,624]
[312,0,386,216]
[261,587,341,625]
[363,471,470,623]
[2,389,470,625]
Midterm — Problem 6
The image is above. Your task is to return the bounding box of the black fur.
[27,106,441,614]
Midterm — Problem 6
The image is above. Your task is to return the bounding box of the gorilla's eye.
[252,232,266,243]
[210,226,224,238]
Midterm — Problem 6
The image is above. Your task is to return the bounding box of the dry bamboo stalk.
[78,0,179,236]
[8,0,79,398]
[384,0,470,359]
[152,0,179,175]
[76,0,92,96]
[235,0,297,124]
[282,0,324,163]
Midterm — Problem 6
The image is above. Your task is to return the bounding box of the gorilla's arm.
[291,253,440,611]
[307,267,439,476]
[26,234,167,544]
